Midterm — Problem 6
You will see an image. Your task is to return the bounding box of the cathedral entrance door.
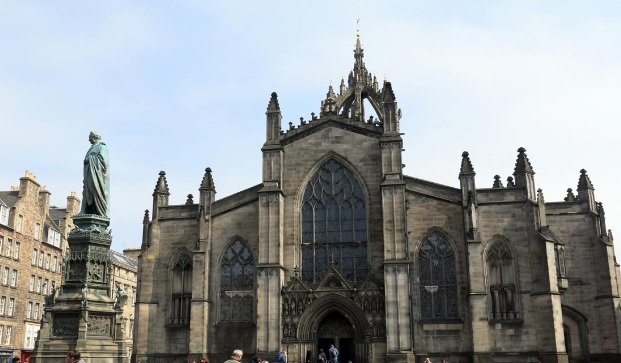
[317,312,355,363]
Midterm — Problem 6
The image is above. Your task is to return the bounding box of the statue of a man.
[80,131,110,218]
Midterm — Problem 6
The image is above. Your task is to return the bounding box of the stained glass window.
[418,232,458,320]
[220,239,255,321]
[170,254,192,326]
[487,240,519,320]
[301,159,368,283]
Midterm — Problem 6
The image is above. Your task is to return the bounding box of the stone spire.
[459,151,475,175]
[459,151,478,240]
[513,147,536,200]
[353,32,366,79]
[576,169,596,212]
[577,168,594,191]
[200,167,216,192]
[382,81,399,133]
[321,85,338,116]
[152,171,170,219]
[199,167,216,214]
[265,92,282,143]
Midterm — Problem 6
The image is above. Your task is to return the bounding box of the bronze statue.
[80,131,110,218]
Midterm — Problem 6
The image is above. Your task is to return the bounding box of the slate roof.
[0,191,19,208]
[110,249,138,271]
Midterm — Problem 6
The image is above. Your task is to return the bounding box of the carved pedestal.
[32,215,130,363]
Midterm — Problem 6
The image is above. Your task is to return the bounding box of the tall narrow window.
[418,231,459,320]
[301,159,368,283]
[5,239,11,257]
[487,240,519,321]
[170,253,192,326]
[10,270,17,287]
[7,298,14,317]
[16,215,23,232]
[220,239,254,322]
[0,205,8,225]
[5,326,11,344]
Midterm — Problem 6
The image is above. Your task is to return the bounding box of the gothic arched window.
[170,253,192,326]
[418,232,458,320]
[487,239,519,321]
[301,158,368,283]
[220,239,255,321]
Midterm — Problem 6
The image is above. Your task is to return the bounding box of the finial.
[513,146,535,175]
[143,209,150,224]
[267,92,280,113]
[577,169,594,191]
[492,175,504,188]
[186,194,194,205]
[154,171,170,194]
[293,266,300,277]
[200,167,216,192]
[382,81,396,103]
[564,188,576,202]
[506,176,515,187]
[460,151,475,174]
[608,229,614,242]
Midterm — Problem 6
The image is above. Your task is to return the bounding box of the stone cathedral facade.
[134,37,621,363]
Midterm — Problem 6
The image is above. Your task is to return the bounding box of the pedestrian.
[276,348,288,363]
[65,349,86,363]
[318,349,327,363]
[424,358,432,363]
[252,356,262,363]
[328,345,339,363]
[224,349,243,363]
[200,358,209,363]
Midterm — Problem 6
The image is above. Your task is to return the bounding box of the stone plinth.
[32,215,129,363]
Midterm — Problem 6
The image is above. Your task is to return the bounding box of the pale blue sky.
[1,1,620,256]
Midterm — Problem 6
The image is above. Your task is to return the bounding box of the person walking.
[318,349,327,363]
[328,345,339,363]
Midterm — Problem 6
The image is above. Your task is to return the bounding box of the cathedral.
[134,36,621,363]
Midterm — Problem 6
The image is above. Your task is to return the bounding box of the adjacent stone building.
[134,37,621,363]
[0,172,77,363]
[111,250,138,360]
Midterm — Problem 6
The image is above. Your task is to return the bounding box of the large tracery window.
[301,158,368,283]
[220,239,255,322]
[418,232,458,320]
[487,240,519,321]
[170,254,192,326]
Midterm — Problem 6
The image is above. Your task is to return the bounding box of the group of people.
[317,344,339,363]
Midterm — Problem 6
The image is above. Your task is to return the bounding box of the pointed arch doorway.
[317,312,355,363]
[297,294,370,363]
